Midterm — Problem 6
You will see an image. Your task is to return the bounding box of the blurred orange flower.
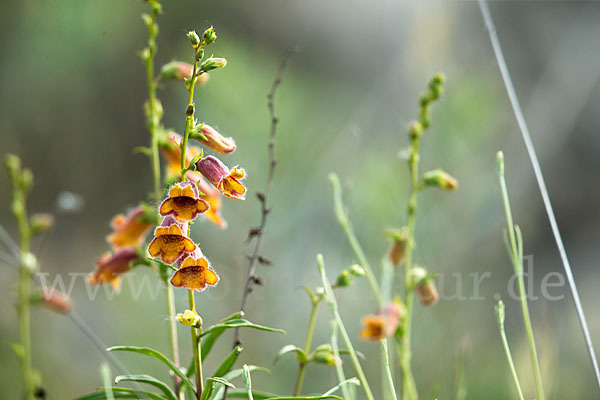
[160,132,203,181]
[360,302,404,341]
[159,181,208,222]
[170,254,219,291]
[197,178,227,228]
[107,206,152,250]
[89,246,139,290]
[148,217,196,264]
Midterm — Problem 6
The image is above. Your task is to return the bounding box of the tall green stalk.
[187,290,204,400]
[141,0,181,381]
[497,151,545,400]
[6,155,35,400]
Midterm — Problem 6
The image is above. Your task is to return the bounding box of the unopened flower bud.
[4,154,21,184]
[416,279,439,306]
[202,26,217,45]
[160,61,210,85]
[193,124,236,154]
[30,213,55,236]
[42,290,72,315]
[409,121,423,140]
[200,57,227,72]
[423,169,458,190]
[335,270,352,288]
[187,31,201,47]
[386,227,408,267]
[176,309,202,327]
[313,344,340,366]
[21,252,38,273]
[409,265,428,287]
[348,264,365,277]
[20,168,34,193]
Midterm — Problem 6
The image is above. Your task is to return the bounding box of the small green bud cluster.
[334,264,366,288]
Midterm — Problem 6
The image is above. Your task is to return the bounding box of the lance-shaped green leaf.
[242,364,254,400]
[209,366,269,400]
[226,390,279,399]
[273,345,307,365]
[213,346,243,377]
[322,378,360,396]
[265,396,342,400]
[74,387,165,400]
[107,346,194,390]
[115,375,177,400]
[200,319,286,338]
[200,311,245,362]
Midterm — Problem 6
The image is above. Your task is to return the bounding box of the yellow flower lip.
[159,182,209,222]
[148,218,196,264]
[170,256,219,291]
[196,156,246,200]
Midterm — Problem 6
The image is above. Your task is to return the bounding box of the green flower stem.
[495,301,525,400]
[400,74,444,400]
[401,132,420,400]
[180,51,202,180]
[381,339,398,400]
[380,259,397,400]
[293,298,321,396]
[143,3,162,204]
[329,173,382,305]
[317,254,374,400]
[330,321,352,400]
[141,1,181,386]
[15,189,33,400]
[187,290,204,400]
[330,173,399,399]
[497,153,545,400]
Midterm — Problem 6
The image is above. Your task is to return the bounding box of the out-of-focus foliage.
[1,1,600,399]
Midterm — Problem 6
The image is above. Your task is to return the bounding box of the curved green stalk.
[497,152,544,400]
[495,301,525,400]
[317,254,374,400]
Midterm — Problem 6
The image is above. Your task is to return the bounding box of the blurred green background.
[1,0,600,398]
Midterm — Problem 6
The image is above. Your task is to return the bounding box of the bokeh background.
[1,0,600,398]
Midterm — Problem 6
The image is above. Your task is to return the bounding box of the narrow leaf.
[200,319,286,338]
[242,364,253,400]
[200,311,245,362]
[213,346,243,378]
[273,345,307,365]
[115,374,177,400]
[107,346,194,390]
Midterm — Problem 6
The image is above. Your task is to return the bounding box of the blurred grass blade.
[100,364,114,400]
[480,0,600,390]
[115,374,177,400]
[107,346,194,390]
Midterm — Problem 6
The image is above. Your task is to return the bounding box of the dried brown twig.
[233,49,296,348]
